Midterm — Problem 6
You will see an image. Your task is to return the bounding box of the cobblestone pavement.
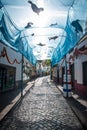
[0,76,84,130]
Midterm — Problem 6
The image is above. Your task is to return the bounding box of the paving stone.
[0,76,84,130]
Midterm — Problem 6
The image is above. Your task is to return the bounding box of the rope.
[0,47,21,64]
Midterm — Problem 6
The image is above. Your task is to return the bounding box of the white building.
[0,42,31,92]
[52,34,87,97]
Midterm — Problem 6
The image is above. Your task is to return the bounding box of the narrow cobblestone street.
[0,76,84,130]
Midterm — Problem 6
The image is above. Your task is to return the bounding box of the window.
[0,64,15,92]
[83,61,87,86]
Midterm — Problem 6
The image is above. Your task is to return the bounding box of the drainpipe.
[65,56,68,97]
[50,62,52,80]
[21,54,23,97]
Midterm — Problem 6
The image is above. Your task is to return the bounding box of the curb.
[0,81,34,121]
[57,85,87,130]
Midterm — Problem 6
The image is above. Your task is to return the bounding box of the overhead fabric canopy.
[0,0,87,66]
[0,3,37,65]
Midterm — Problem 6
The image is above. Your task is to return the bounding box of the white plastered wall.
[74,37,87,84]
[53,66,57,78]
[0,42,22,81]
[58,59,65,78]
[75,58,83,84]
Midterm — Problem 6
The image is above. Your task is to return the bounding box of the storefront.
[0,64,15,92]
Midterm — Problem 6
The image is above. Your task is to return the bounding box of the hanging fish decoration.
[25,22,33,28]
[50,22,58,27]
[28,1,44,15]
[48,36,59,41]
[31,33,34,36]
[37,43,46,46]
[71,19,83,33]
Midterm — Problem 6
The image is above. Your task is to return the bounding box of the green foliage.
[45,60,51,66]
